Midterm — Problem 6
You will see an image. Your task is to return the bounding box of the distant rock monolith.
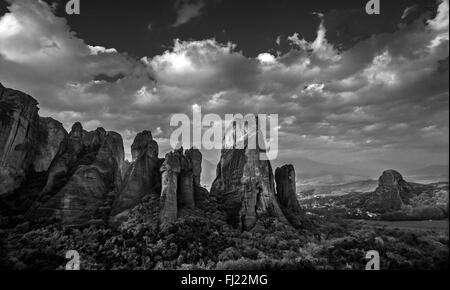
[275,164,307,228]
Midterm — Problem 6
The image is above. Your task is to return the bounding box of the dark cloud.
[0,0,448,172]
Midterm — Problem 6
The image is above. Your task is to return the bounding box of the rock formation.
[0,83,303,231]
[160,151,181,229]
[211,118,288,230]
[0,83,40,196]
[185,148,207,204]
[0,83,68,198]
[275,164,306,228]
[366,169,416,212]
[158,148,205,229]
[33,117,68,173]
[186,148,202,186]
[110,131,162,222]
[29,123,124,225]
[38,122,107,197]
[177,149,195,208]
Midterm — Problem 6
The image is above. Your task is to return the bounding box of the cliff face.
[211,147,288,230]
[29,123,125,225]
[186,148,202,187]
[0,84,68,197]
[160,151,181,229]
[110,131,162,223]
[39,122,106,196]
[0,83,40,196]
[33,117,68,173]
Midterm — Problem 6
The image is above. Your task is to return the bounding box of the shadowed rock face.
[0,83,40,195]
[110,131,162,222]
[160,151,181,230]
[179,148,202,208]
[29,128,125,225]
[131,130,158,160]
[186,149,202,186]
[275,165,306,228]
[366,169,416,212]
[39,122,107,196]
[33,117,68,173]
[185,149,207,205]
[159,148,205,229]
[211,148,288,230]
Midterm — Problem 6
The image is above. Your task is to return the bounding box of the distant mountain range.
[201,154,449,189]
[274,157,377,185]
[299,179,379,198]
[405,165,449,183]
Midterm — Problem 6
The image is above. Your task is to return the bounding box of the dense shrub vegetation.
[0,194,448,270]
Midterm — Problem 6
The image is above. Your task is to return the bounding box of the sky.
[0,0,448,182]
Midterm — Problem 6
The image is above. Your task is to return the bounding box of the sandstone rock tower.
[110,131,162,223]
[211,117,288,230]
[160,151,181,229]
[275,164,307,228]
[159,147,205,230]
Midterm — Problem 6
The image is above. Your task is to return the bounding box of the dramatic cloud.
[0,0,156,156]
[0,0,448,181]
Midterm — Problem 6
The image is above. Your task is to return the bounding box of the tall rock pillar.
[160,152,181,229]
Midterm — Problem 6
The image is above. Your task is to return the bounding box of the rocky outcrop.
[211,149,288,230]
[160,151,181,230]
[110,131,162,222]
[33,117,68,172]
[186,149,202,186]
[0,84,69,215]
[185,148,206,204]
[275,165,306,228]
[0,84,69,197]
[38,122,107,197]
[0,83,40,195]
[29,123,124,225]
[130,131,159,161]
[211,118,287,230]
[366,170,416,213]
[178,149,198,208]
[158,148,205,228]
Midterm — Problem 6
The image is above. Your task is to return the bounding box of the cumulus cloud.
[0,0,448,174]
[428,0,449,31]
[0,0,156,158]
